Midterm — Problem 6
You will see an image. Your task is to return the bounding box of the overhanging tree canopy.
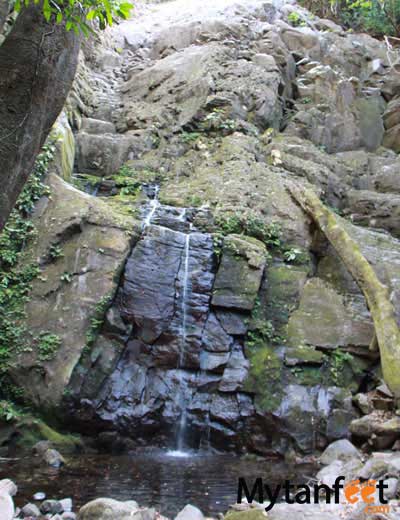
[0,0,132,231]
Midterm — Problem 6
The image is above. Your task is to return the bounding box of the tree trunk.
[0,3,80,230]
[288,182,400,397]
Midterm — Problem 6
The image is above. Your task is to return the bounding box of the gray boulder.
[40,500,64,514]
[21,503,41,517]
[43,448,66,468]
[320,439,361,465]
[78,498,141,520]
[0,479,16,520]
[175,505,204,520]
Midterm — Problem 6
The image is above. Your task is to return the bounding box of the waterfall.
[129,188,216,456]
[142,185,160,229]
[179,230,191,366]
[175,229,192,453]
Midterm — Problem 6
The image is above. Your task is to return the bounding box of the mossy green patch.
[224,510,266,520]
[243,343,283,412]
[0,143,55,389]
[15,418,81,452]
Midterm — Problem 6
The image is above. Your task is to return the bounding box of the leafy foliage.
[85,294,113,348]
[49,244,63,260]
[288,11,307,26]
[300,0,400,35]
[12,0,133,36]
[114,164,141,197]
[0,399,23,421]
[37,332,62,361]
[215,212,282,250]
[330,349,354,384]
[0,144,53,383]
[246,300,285,349]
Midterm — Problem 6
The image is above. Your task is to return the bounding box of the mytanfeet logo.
[237,476,390,514]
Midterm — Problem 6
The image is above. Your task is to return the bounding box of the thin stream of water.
[175,227,192,454]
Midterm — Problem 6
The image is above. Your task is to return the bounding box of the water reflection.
[0,450,315,516]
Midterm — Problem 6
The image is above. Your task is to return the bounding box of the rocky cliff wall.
[6,0,400,455]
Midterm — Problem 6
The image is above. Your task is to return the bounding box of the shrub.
[300,0,400,36]
[12,0,133,36]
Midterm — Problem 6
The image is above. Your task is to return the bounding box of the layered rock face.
[10,0,400,454]
[69,201,266,451]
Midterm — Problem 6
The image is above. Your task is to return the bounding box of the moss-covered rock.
[212,234,267,311]
[49,112,75,182]
[0,414,82,453]
[224,510,266,520]
[287,278,373,349]
[8,173,139,409]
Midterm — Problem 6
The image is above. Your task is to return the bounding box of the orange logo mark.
[344,479,390,514]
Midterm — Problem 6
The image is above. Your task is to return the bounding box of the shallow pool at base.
[0,450,315,516]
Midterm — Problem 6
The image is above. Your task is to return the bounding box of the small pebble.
[61,513,77,520]
[33,492,46,501]
[21,502,41,516]
[40,499,63,514]
[60,498,73,512]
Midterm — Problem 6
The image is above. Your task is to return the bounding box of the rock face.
[8,173,136,408]
[8,0,400,455]
[70,203,262,450]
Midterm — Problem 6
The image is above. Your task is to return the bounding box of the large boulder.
[0,480,16,520]
[320,439,361,465]
[287,278,374,350]
[78,498,147,520]
[9,173,137,408]
[175,504,204,520]
[212,235,267,311]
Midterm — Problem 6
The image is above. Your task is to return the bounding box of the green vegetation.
[283,247,309,265]
[11,0,133,36]
[215,212,282,249]
[329,349,354,384]
[60,272,73,283]
[246,299,286,348]
[181,131,202,143]
[288,11,307,26]
[0,399,23,421]
[37,332,62,362]
[300,0,400,36]
[49,244,63,260]
[215,212,311,267]
[85,294,113,348]
[72,173,101,193]
[0,144,54,384]
[181,109,237,143]
[201,108,237,133]
[113,164,142,197]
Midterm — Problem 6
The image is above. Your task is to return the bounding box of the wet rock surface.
[72,202,260,449]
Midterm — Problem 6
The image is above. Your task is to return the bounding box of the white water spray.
[174,226,193,454]
[142,186,160,229]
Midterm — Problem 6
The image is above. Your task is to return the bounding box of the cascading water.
[90,185,249,455]
[142,185,160,229]
[140,187,194,455]
[174,228,192,454]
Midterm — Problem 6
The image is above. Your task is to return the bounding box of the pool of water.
[0,449,316,516]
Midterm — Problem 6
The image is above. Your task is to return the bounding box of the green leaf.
[56,11,63,23]
[86,9,96,20]
[42,0,51,21]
